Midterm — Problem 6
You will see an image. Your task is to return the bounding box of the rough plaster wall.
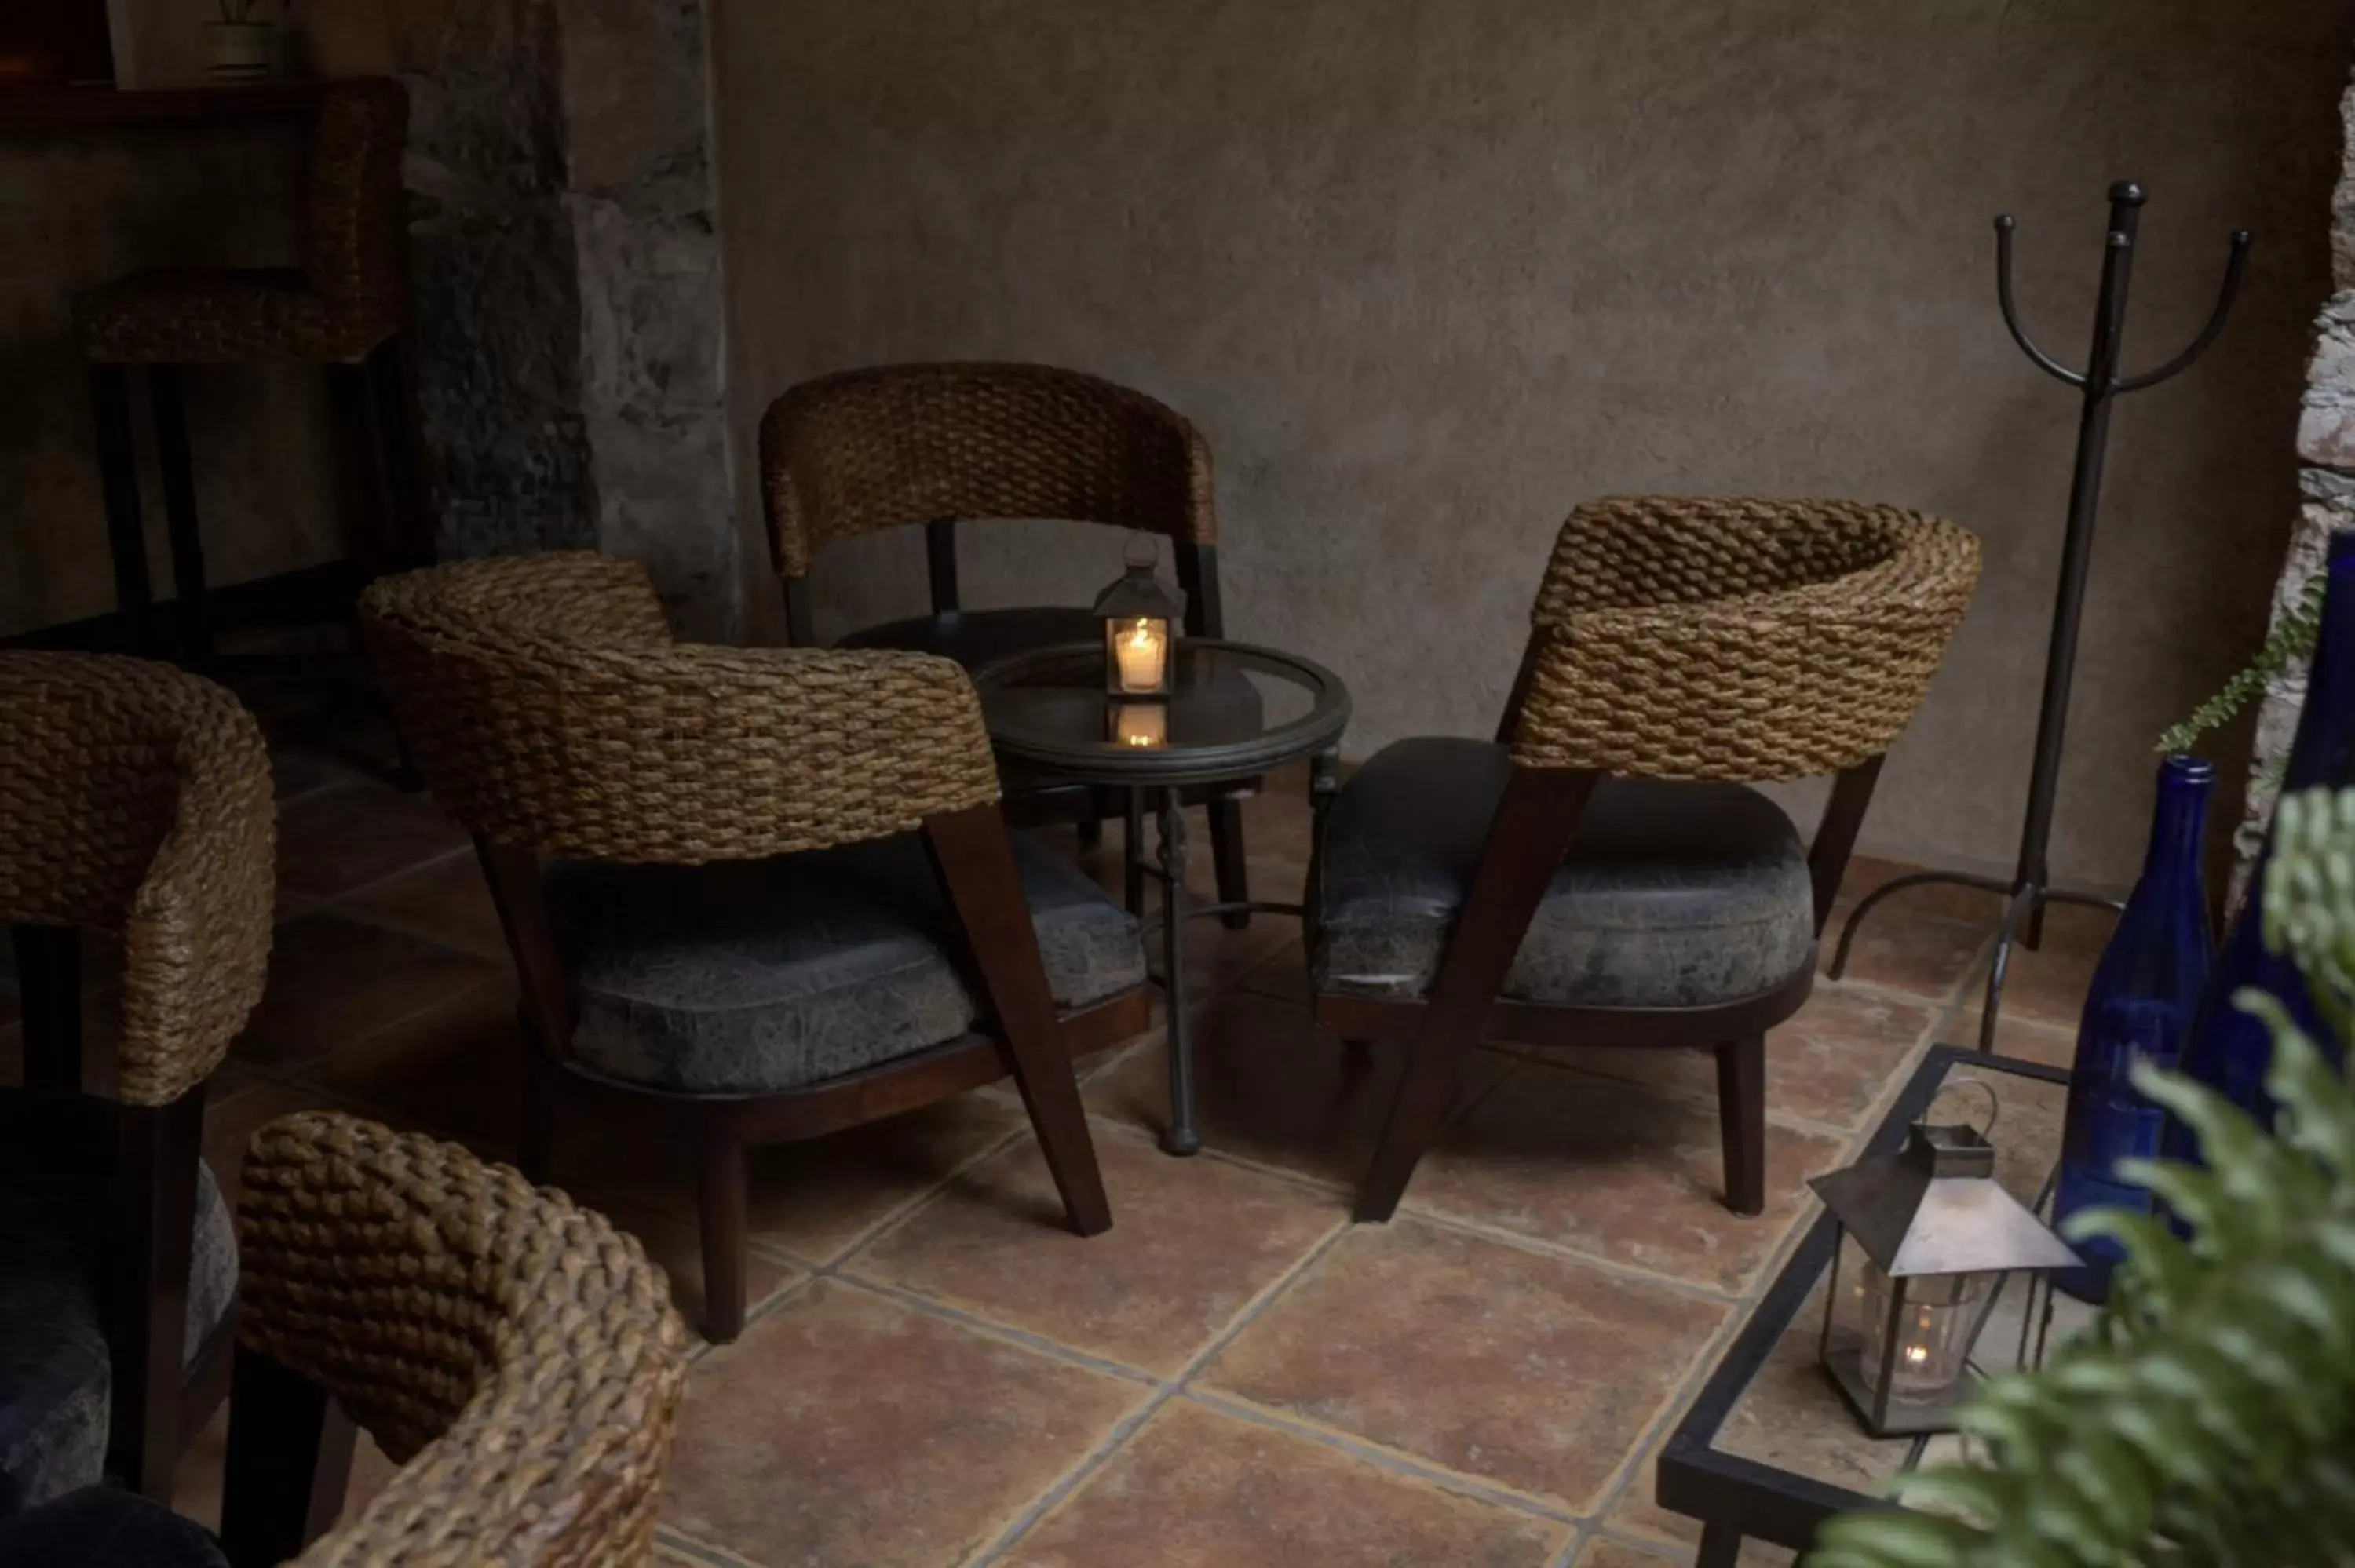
[2244,71,2355,872]
[0,127,345,636]
[713,0,2349,887]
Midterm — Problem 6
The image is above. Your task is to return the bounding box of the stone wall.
[2243,71,2355,871]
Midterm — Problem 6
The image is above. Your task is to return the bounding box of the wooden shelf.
[0,83,323,133]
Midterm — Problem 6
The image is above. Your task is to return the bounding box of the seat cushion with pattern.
[0,1487,227,1567]
[1312,738,1814,1008]
[0,1161,236,1512]
[549,830,1147,1096]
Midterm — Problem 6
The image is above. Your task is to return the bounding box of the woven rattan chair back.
[758,363,1215,581]
[224,1110,688,1566]
[305,79,410,321]
[360,552,1000,865]
[0,652,273,1107]
[1509,495,1983,782]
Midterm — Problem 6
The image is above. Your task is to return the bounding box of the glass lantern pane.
[1108,616,1170,695]
[1859,1263,1992,1401]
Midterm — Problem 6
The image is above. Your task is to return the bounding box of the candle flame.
[1904,1344,1930,1366]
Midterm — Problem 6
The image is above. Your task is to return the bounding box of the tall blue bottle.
[2168,529,2355,1147]
[2052,755,2212,1302]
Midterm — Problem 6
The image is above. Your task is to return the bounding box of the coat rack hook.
[1995,216,2088,389]
[2116,230,2255,394]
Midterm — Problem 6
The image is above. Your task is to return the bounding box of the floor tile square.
[743,1092,1028,1264]
[294,982,524,1148]
[1819,893,1990,1004]
[663,1281,1145,1566]
[1082,993,1510,1187]
[1401,1067,1846,1293]
[1964,900,2116,1030]
[1547,985,1935,1132]
[1576,1539,1704,1567]
[276,782,469,899]
[232,913,502,1071]
[1203,1219,1727,1511]
[339,849,510,960]
[1005,1400,1565,1567]
[852,1130,1339,1375]
[176,1406,400,1535]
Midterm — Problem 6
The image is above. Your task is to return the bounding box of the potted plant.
[206,0,278,82]
[1809,783,2355,1566]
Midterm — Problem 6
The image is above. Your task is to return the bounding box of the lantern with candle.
[1808,1116,2079,1437]
[1093,535,1185,700]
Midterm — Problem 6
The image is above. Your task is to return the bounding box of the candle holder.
[1809,1116,2080,1437]
[1093,535,1185,699]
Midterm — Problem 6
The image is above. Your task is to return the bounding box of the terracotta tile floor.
[0,742,2116,1567]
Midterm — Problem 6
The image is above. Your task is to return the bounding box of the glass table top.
[972,639,1351,786]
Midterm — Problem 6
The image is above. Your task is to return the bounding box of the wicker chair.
[760,362,1260,930]
[358,552,1146,1342]
[75,79,424,665]
[0,1112,688,1567]
[0,653,275,1503]
[1310,498,1983,1221]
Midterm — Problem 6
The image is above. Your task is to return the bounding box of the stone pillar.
[2240,69,2355,870]
[386,0,739,637]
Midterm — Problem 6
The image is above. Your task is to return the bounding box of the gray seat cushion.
[0,1161,236,1513]
[0,1487,228,1567]
[550,830,1147,1095]
[1312,737,1814,1008]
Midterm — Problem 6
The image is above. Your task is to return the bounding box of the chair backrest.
[758,363,1216,582]
[306,79,409,318]
[360,552,1000,865]
[0,654,273,1106]
[236,1111,688,1566]
[1508,496,1982,782]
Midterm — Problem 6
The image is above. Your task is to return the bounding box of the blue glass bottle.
[2051,755,2212,1302]
[2168,529,2355,1148]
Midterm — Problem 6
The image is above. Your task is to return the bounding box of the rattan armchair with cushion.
[359,552,1145,1342]
[1313,498,1982,1222]
[0,653,275,1504]
[760,361,1260,928]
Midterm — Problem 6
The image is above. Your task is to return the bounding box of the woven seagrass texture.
[760,362,1215,579]
[0,653,273,1105]
[360,552,1002,863]
[236,1111,688,1566]
[1513,496,1982,780]
[78,80,408,365]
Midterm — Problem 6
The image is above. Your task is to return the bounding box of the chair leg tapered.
[1715,1034,1767,1217]
[697,1133,750,1344]
[1354,1026,1477,1223]
[89,363,160,657]
[109,1088,206,1501]
[148,364,211,667]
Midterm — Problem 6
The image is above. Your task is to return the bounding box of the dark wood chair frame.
[471,801,1146,1344]
[1318,644,1886,1224]
[780,519,1258,930]
[5,924,237,1504]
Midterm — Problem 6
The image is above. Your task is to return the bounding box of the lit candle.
[1115,618,1167,694]
[1112,702,1167,749]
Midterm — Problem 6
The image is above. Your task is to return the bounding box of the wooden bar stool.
[74,79,424,665]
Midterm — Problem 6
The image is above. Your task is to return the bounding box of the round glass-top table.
[973,640,1352,1154]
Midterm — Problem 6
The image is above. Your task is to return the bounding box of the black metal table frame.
[1656,1045,2072,1565]
[975,639,1353,1156]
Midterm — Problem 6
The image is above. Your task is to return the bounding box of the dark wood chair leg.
[926,805,1112,1236]
[1208,798,1251,931]
[517,1040,560,1183]
[148,363,211,667]
[108,1085,206,1501]
[697,1131,749,1344]
[218,1346,356,1568]
[365,334,430,569]
[1715,1034,1767,1216]
[89,363,160,656]
[12,924,83,1096]
[1354,1022,1479,1223]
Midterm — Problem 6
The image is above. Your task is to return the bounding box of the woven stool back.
[759,362,1214,579]
[236,1111,688,1566]
[1513,496,1982,781]
[305,79,409,319]
[360,552,1000,865]
[0,653,272,1105]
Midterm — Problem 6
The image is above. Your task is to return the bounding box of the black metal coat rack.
[1830,181,2252,1051]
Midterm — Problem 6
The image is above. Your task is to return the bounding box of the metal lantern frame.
[1093,538,1187,700]
[1809,1120,2081,1437]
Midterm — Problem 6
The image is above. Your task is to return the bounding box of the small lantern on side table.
[1809,1119,2080,1437]
[1094,534,1185,701]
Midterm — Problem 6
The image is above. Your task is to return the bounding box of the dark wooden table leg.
[1124,787,1146,917]
[148,363,210,667]
[1696,1522,1743,1568]
[89,363,159,657]
[1158,787,1200,1156]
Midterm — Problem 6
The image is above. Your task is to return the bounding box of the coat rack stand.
[1829,180,2252,1052]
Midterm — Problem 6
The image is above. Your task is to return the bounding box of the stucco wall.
[712,0,2350,887]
